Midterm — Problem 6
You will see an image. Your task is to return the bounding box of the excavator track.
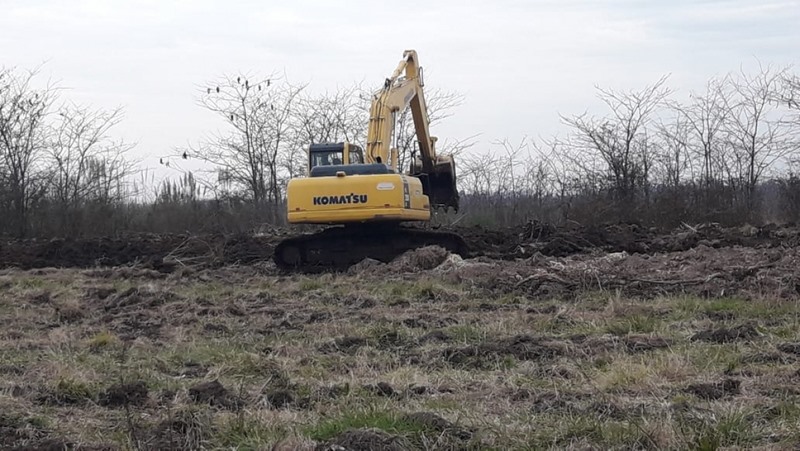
[274,225,468,271]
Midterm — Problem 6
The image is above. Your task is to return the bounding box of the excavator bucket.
[413,156,459,211]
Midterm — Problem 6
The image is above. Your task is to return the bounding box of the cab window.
[310,150,344,168]
[348,147,364,164]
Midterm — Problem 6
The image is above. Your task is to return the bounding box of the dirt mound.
[691,323,762,343]
[91,286,184,340]
[363,382,397,398]
[2,222,797,271]
[528,391,586,414]
[686,379,741,400]
[9,439,118,451]
[389,245,450,271]
[1,414,49,450]
[187,380,241,410]
[101,287,181,315]
[347,257,384,274]
[777,343,800,355]
[144,410,210,450]
[0,233,277,270]
[443,335,568,368]
[264,389,296,409]
[441,244,800,300]
[99,382,149,407]
[402,412,472,440]
[455,221,800,260]
[36,379,95,406]
[319,336,368,354]
[622,335,672,352]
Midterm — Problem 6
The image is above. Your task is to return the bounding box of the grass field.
[2,229,800,450]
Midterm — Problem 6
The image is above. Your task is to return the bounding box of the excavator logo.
[312,193,368,206]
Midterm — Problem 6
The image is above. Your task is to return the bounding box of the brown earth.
[2,221,797,271]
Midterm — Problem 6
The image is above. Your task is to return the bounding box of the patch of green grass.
[87,330,119,350]
[212,414,291,450]
[15,277,49,290]
[759,401,800,422]
[362,324,415,349]
[50,377,96,404]
[685,409,763,450]
[408,279,438,300]
[0,413,50,430]
[445,324,487,344]
[769,323,800,339]
[379,281,410,298]
[372,278,462,303]
[549,415,652,449]
[500,355,518,370]
[674,296,798,321]
[574,291,619,310]
[706,298,745,312]
[421,397,465,412]
[162,341,284,380]
[491,293,525,306]
[408,279,458,302]
[604,314,659,336]
[297,278,325,292]
[177,281,236,301]
[684,343,742,373]
[596,360,650,391]
[305,406,475,449]
[304,407,419,442]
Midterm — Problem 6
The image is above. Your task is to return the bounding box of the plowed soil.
[1,221,796,270]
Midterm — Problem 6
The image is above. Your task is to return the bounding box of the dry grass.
[1,254,799,450]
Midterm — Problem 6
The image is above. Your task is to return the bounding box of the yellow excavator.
[274,50,467,269]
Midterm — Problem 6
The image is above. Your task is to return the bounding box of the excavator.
[273,50,467,270]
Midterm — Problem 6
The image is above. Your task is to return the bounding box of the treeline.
[457,66,800,227]
[0,67,135,237]
[1,64,800,238]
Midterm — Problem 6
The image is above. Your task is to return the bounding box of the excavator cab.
[308,142,364,171]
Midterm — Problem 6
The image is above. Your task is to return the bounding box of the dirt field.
[1,222,800,450]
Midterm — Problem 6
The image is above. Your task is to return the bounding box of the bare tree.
[47,105,133,211]
[562,76,672,203]
[683,77,731,190]
[653,113,692,189]
[724,65,795,210]
[289,84,369,176]
[187,74,304,208]
[458,150,501,198]
[0,67,57,236]
[779,71,800,156]
[780,71,800,110]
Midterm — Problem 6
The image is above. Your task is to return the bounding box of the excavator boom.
[365,50,459,210]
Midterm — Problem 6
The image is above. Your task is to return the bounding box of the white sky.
[2,0,799,180]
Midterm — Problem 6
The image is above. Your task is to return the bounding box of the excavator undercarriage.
[273,224,468,271]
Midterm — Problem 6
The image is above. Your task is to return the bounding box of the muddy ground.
[1,222,799,449]
[0,221,796,270]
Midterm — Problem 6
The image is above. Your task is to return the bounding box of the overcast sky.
[2,0,799,178]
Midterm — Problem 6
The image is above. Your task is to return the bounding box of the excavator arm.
[365,50,459,210]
